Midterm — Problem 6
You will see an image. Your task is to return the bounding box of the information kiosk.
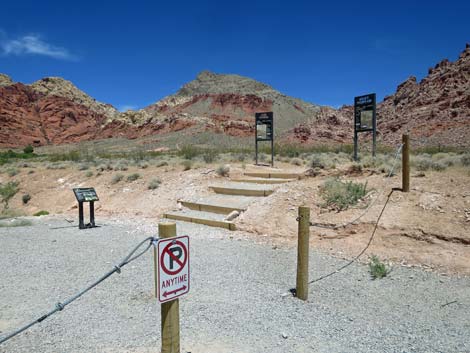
[72,188,99,229]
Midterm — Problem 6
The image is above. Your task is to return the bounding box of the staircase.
[163,171,303,230]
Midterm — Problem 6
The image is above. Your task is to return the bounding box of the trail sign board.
[353,93,377,160]
[73,187,99,202]
[157,235,190,303]
[255,111,274,166]
[72,187,99,229]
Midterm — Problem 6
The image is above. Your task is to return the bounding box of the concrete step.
[232,177,295,184]
[163,209,236,230]
[244,172,303,179]
[179,194,257,214]
[209,182,276,197]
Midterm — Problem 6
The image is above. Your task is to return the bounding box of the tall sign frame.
[354,93,377,160]
[255,112,274,167]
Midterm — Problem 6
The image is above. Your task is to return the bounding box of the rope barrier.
[309,143,403,230]
[0,236,157,345]
[308,188,397,284]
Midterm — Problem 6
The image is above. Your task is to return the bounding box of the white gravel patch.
[0,216,469,353]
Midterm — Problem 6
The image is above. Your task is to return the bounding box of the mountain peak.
[0,73,14,87]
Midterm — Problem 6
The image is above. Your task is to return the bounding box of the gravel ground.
[0,216,469,353]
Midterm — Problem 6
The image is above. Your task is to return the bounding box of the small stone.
[281,333,288,339]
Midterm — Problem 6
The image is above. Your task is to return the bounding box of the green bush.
[33,210,49,216]
[23,145,34,154]
[320,178,368,211]
[85,171,94,177]
[148,178,162,190]
[368,255,389,279]
[22,194,31,205]
[0,181,19,210]
[111,173,124,184]
[127,173,141,182]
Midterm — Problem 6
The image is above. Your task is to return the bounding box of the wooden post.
[159,222,180,353]
[296,206,310,301]
[402,134,410,192]
[153,246,158,298]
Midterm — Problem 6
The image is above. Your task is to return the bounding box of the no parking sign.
[157,235,190,303]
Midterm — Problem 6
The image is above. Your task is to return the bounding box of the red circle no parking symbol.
[160,240,188,275]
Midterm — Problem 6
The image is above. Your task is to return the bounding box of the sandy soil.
[2,161,470,275]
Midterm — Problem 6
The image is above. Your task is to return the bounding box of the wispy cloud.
[0,33,77,60]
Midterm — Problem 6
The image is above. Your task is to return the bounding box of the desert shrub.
[7,168,19,177]
[320,178,368,211]
[78,163,90,171]
[148,178,162,190]
[22,194,31,204]
[0,181,19,210]
[431,161,446,171]
[369,255,389,279]
[259,153,268,162]
[114,162,128,171]
[156,160,169,167]
[182,160,192,171]
[413,156,433,171]
[413,155,447,171]
[461,154,470,167]
[23,145,34,154]
[20,162,30,168]
[290,158,303,166]
[127,173,141,182]
[111,173,124,184]
[216,164,230,177]
[310,155,326,169]
[33,210,49,216]
[237,153,247,162]
[202,150,218,163]
[46,163,66,170]
[138,162,149,169]
[85,171,94,177]
[28,170,35,174]
[348,163,363,174]
[180,145,200,160]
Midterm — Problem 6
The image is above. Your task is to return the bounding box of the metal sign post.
[353,93,377,160]
[255,112,274,167]
[72,188,99,229]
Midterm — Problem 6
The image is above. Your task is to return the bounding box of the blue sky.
[1,0,469,111]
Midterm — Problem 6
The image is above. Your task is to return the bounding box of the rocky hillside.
[1,44,469,148]
[116,71,322,138]
[288,44,470,147]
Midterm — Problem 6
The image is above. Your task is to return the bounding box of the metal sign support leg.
[78,202,85,230]
[354,132,358,161]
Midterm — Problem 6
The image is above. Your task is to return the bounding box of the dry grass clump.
[126,173,141,182]
[148,178,162,190]
[216,165,230,177]
[290,158,303,166]
[182,160,192,171]
[111,173,124,184]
